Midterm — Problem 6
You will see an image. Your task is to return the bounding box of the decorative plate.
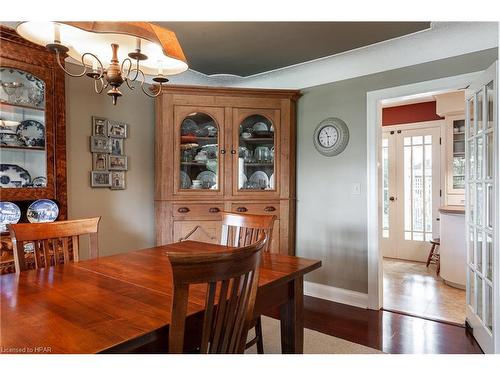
[180,170,191,189]
[0,201,21,232]
[181,118,198,136]
[17,120,45,147]
[270,173,275,189]
[249,171,269,189]
[0,164,31,187]
[253,122,268,132]
[32,176,47,188]
[206,159,218,173]
[196,170,217,188]
[0,133,24,146]
[27,199,59,223]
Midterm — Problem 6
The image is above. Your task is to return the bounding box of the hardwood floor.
[383,258,466,325]
[294,296,482,354]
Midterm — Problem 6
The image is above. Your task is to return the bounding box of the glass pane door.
[465,61,497,353]
[0,67,47,188]
[178,112,219,191]
[237,113,276,192]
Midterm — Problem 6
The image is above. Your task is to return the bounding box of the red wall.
[382,101,444,126]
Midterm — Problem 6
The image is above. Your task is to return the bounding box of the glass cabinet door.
[0,67,47,189]
[452,119,466,190]
[175,108,223,194]
[235,110,279,195]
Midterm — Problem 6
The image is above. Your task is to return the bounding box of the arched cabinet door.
[0,60,56,201]
[232,108,281,198]
[173,106,225,198]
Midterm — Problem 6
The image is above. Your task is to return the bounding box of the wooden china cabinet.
[0,26,67,273]
[155,85,300,255]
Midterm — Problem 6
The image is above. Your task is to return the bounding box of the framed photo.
[90,136,112,153]
[91,171,111,187]
[108,155,128,171]
[93,153,108,171]
[108,120,128,138]
[92,116,108,136]
[110,138,124,155]
[110,171,126,190]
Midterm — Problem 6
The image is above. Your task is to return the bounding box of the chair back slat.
[168,236,266,354]
[8,217,100,272]
[220,212,276,252]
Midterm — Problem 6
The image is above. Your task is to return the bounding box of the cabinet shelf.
[0,101,45,112]
[239,137,274,142]
[0,145,45,151]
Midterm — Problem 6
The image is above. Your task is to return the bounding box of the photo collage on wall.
[90,116,128,190]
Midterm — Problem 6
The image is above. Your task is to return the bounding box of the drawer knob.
[236,207,248,213]
[264,206,276,212]
[177,207,190,213]
[209,207,220,213]
[230,149,237,154]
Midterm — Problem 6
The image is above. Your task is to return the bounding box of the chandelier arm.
[94,76,108,94]
[54,50,104,79]
[141,79,163,98]
[121,59,137,91]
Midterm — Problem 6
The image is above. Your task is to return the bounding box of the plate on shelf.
[27,199,59,223]
[181,118,198,136]
[248,171,269,189]
[180,170,191,189]
[0,164,31,187]
[253,122,268,132]
[17,120,45,147]
[0,201,21,232]
[270,173,275,189]
[196,170,217,188]
[0,132,24,146]
[32,176,47,187]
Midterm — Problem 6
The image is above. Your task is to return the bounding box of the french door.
[465,62,498,353]
[381,125,441,262]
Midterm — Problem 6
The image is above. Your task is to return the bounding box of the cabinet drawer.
[172,203,224,219]
[230,202,280,216]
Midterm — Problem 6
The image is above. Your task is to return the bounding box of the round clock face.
[318,125,339,148]
[313,118,349,157]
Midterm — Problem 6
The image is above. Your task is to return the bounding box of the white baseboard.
[304,281,368,309]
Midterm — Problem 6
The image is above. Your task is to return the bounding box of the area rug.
[245,316,384,354]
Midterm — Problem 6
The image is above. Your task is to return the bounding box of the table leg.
[279,276,304,354]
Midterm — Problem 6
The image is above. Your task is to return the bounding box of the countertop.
[439,205,465,214]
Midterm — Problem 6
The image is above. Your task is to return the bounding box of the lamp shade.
[16,21,188,75]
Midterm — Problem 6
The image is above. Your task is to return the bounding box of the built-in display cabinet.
[0,26,67,273]
[436,91,466,205]
[155,86,300,255]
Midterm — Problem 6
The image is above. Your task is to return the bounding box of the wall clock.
[313,117,349,156]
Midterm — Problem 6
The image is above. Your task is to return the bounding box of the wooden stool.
[426,238,440,275]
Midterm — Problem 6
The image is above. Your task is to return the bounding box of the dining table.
[0,240,321,354]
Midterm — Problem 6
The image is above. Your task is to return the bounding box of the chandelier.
[15,22,188,105]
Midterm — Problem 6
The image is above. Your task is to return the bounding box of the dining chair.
[8,217,101,272]
[168,235,267,354]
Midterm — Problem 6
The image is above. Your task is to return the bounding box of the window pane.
[382,143,389,235]
[424,135,432,144]
[468,139,475,178]
[382,229,389,239]
[477,89,483,132]
[404,231,411,240]
[468,97,475,136]
[404,143,412,232]
[468,183,475,223]
[412,145,423,232]
[468,267,475,310]
[486,235,493,282]
[486,131,494,179]
[485,284,493,332]
[424,144,432,233]
[476,275,483,320]
[476,136,483,179]
[469,226,475,266]
[412,136,423,145]
[486,81,493,129]
[476,183,484,227]
[486,184,493,230]
[476,229,483,274]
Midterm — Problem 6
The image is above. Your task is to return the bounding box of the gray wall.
[296,48,498,293]
[65,75,155,257]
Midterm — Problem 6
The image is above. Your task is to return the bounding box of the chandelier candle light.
[16,22,188,105]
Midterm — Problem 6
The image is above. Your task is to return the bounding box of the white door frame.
[366,71,483,310]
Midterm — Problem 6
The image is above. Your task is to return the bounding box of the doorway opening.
[379,90,466,325]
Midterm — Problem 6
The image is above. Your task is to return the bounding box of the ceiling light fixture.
[15,21,188,105]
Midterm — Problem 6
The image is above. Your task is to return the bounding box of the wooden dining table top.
[0,241,321,354]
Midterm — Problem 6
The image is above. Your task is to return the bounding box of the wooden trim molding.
[304,281,368,309]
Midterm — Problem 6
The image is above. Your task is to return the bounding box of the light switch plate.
[352,183,361,195]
